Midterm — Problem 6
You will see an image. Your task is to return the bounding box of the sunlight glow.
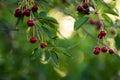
[54,67,67,77]
[49,9,75,39]
[58,16,75,39]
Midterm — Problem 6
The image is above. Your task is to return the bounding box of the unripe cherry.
[30,36,37,43]
[101,46,108,53]
[40,42,47,48]
[23,9,30,17]
[27,20,35,27]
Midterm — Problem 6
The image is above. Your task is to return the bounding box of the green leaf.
[16,16,24,26]
[44,50,51,61]
[102,13,113,24]
[115,34,120,50]
[38,11,47,18]
[31,48,41,60]
[104,9,119,16]
[32,11,38,18]
[26,27,33,40]
[74,17,89,30]
[41,25,57,39]
[51,52,59,67]
[108,1,116,8]
[44,17,58,24]
[53,47,71,57]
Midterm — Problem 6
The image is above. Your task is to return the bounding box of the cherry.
[98,34,103,39]
[100,30,106,37]
[93,46,100,55]
[14,8,22,17]
[32,5,38,12]
[94,46,100,50]
[30,36,37,43]
[98,30,106,39]
[101,46,108,53]
[23,9,30,17]
[89,19,95,25]
[82,2,88,9]
[83,8,90,15]
[110,29,116,35]
[27,20,35,26]
[93,48,100,55]
[40,42,47,48]
[109,49,115,54]
[95,21,102,30]
[77,6,83,12]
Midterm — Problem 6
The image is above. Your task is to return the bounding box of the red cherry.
[98,30,106,39]
[14,8,22,17]
[101,46,108,53]
[27,20,35,26]
[100,30,106,37]
[98,34,103,39]
[23,9,30,17]
[30,37,37,43]
[94,46,100,50]
[32,5,38,12]
[40,42,47,48]
[77,6,83,12]
[93,48,100,55]
[109,49,115,54]
[93,46,100,55]
[82,2,88,9]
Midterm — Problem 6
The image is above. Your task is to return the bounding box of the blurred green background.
[1,0,120,80]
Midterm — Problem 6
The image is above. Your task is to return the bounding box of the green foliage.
[74,17,89,30]
[53,47,71,57]
[51,51,59,67]
[104,9,119,16]
[115,34,120,50]
[102,13,113,24]
[38,11,47,18]
[1,0,120,80]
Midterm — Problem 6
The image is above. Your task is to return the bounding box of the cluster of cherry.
[14,4,47,48]
[93,46,114,55]
[93,30,115,55]
[77,2,90,15]
[76,1,115,55]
